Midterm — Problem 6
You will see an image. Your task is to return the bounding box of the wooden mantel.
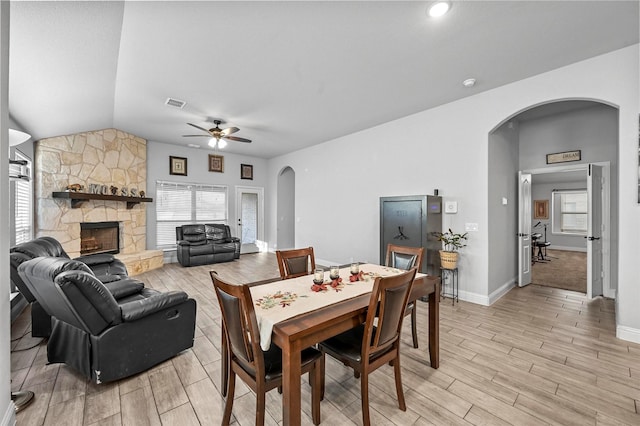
[52,192,153,209]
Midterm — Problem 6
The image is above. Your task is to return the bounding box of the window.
[552,189,587,235]
[156,180,228,248]
[12,151,32,245]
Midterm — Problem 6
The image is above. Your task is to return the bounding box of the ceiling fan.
[183,120,252,148]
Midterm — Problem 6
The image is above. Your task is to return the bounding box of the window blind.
[552,189,587,234]
[156,180,228,248]
[13,151,32,244]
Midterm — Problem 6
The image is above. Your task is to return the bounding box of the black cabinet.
[379,195,442,276]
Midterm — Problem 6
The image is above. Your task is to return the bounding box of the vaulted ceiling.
[8,1,639,158]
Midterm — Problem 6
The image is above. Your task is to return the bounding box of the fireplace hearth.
[80,222,120,255]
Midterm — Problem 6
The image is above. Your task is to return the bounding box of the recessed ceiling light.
[428,1,451,18]
[187,143,200,148]
[462,78,476,88]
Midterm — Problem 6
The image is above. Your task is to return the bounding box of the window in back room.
[551,189,587,235]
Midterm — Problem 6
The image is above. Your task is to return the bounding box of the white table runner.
[250,263,423,350]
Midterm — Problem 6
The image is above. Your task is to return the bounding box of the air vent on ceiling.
[165,97,186,109]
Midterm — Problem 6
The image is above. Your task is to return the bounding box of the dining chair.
[318,268,417,426]
[210,272,324,426]
[275,246,316,279]
[385,243,424,349]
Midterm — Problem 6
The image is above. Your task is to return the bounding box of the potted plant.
[436,228,468,269]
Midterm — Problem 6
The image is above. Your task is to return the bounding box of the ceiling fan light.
[217,139,227,149]
[428,1,451,18]
[208,138,217,148]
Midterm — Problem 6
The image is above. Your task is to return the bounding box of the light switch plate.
[444,201,458,214]
[465,223,479,232]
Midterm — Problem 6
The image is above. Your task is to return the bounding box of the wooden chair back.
[385,243,424,272]
[385,243,424,348]
[363,268,417,359]
[210,271,324,425]
[210,272,263,375]
[275,246,316,279]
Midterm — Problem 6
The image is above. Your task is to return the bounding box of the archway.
[488,99,618,300]
[277,166,295,250]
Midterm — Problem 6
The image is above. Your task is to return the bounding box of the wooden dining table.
[250,264,440,425]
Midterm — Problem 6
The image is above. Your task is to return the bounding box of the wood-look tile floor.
[10,252,640,425]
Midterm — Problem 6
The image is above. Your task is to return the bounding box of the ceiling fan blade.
[224,135,252,143]
[182,134,211,138]
[187,123,211,134]
[220,126,239,136]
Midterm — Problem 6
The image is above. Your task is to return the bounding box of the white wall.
[1,0,15,422]
[519,105,619,171]
[266,45,640,341]
[487,122,519,296]
[145,141,270,253]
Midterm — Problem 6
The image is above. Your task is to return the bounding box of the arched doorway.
[488,99,618,299]
[277,166,295,250]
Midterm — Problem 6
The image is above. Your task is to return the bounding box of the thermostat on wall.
[444,201,458,214]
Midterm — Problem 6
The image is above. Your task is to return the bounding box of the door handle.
[585,236,600,241]
[517,233,528,237]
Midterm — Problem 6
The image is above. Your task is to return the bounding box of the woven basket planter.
[439,250,459,269]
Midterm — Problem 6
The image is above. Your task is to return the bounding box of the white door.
[587,164,604,298]
[518,172,532,287]
[236,187,264,254]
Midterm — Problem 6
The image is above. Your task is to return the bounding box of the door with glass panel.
[236,187,264,254]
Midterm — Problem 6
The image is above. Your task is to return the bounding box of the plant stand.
[440,267,458,305]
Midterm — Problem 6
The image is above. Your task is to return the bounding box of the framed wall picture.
[169,156,187,176]
[209,154,224,173]
[534,199,549,220]
[241,164,253,180]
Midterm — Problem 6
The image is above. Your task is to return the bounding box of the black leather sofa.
[10,236,142,337]
[176,224,240,267]
[18,256,196,384]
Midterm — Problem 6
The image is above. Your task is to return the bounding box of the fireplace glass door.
[80,221,120,255]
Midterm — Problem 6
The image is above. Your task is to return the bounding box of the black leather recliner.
[176,224,240,267]
[10,236,140,337]
[17,256,197,384]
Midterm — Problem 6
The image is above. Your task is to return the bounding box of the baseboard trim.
[443,279,516,307]
[488,279,517,305]
[1,401,15,426]
[457,289,490,306]
[616,325,640,344]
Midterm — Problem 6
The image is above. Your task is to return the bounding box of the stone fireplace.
[80,221,120,255]
[34,128,162,274]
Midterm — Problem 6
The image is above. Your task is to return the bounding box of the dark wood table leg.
[428,279,440,368]
[282,339,302,425]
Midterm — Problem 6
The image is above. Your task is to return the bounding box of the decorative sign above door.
[546,150,581,164]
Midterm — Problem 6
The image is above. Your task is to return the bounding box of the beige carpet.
[531,249,587,293]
